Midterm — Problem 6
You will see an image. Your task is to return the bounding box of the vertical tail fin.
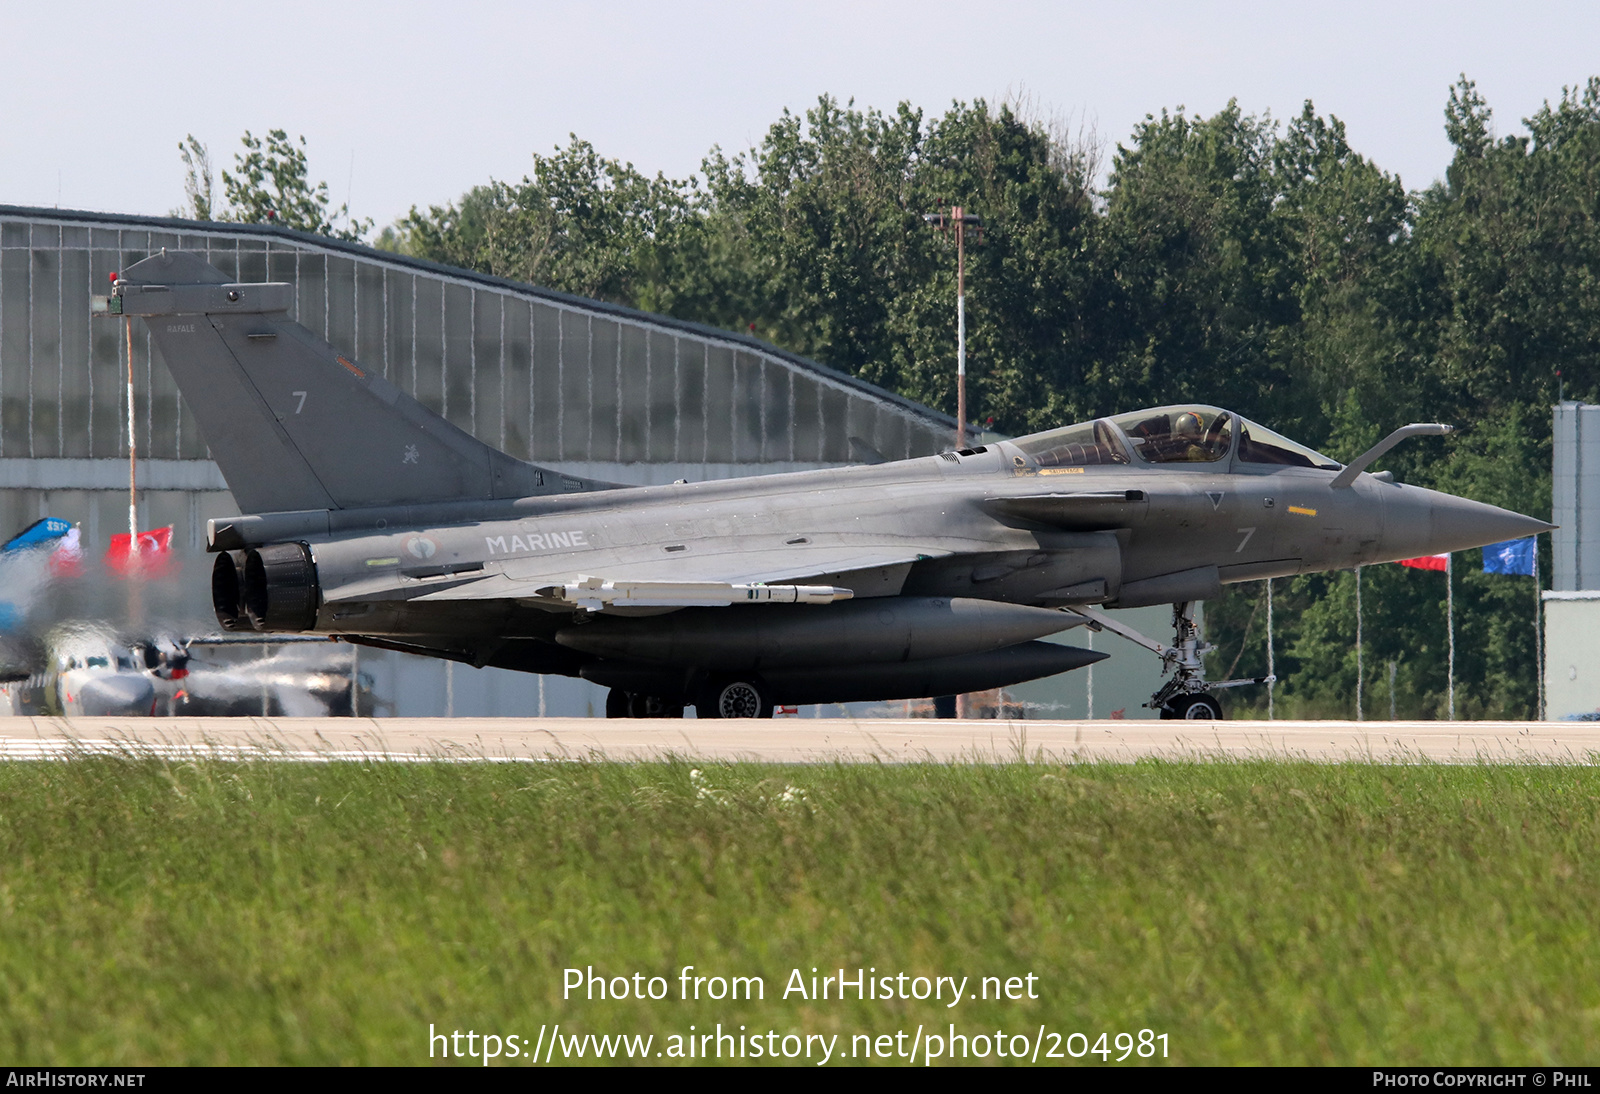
[116,250,595,515]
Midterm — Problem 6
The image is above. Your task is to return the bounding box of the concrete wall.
[1552,402,1600,591]
[1543,592,1600,721]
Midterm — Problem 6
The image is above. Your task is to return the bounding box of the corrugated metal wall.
[0,211,947,476]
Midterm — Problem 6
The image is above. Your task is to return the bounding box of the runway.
[0,716,1598,763]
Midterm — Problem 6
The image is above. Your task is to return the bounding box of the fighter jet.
[98,251,1552,719]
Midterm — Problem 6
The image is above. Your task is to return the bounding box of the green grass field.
[0,756,1595,1065]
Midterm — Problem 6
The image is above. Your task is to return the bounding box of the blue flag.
[0,517,71,554]
[1482,538,1536,576]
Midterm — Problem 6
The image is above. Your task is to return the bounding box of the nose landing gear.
[1069,601,1274,720]
[1148,601,1224,718]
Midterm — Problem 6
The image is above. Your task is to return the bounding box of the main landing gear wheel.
[696,677,774,719]
[633,694,685,718]
[604,688,686,718]
[1163,692,1224,720]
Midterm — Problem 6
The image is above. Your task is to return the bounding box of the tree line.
[183,77,1600,717]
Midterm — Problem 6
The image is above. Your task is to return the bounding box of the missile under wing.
[104,252,1551,718]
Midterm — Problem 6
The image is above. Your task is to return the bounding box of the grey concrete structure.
[0,205,953,716]
[1553,401,1600,591]
[1545,405,1600,720]
[1541,591,1600,720]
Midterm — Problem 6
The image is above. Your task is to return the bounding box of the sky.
[4,1,1598,230]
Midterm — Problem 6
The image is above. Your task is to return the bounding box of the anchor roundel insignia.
[405,535,438,560]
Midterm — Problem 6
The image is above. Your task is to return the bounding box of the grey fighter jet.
[100,252,1553,719]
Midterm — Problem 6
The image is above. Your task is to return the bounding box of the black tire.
[605,688,631,719]
[696,677,774,719]
[1169,693,1225,720]
[624,693,686,718]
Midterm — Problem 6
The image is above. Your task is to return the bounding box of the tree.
[390,137,705,309]
[1093,103,1300,426]
[219,129,371,242]
[701,98,925,385]
[173,135,214,221]
[1412,77,1600,420]
[891,99,1101,430]
[699,96,1101,432]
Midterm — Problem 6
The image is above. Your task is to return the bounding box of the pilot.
[1173,411,1212,461]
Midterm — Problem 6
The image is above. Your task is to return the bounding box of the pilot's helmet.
[1174,411,1204,439]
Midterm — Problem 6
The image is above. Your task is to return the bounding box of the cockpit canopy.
[1014,405,1341,471]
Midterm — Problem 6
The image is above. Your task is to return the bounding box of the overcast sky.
[5,1,1598,230]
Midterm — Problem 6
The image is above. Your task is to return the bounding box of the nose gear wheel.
[1163,691,1225,720]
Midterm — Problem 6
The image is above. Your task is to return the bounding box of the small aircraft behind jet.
[0,513,373,717]
[0,626,373,717]
[102,252,1552,718]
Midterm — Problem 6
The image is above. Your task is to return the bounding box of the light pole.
[924,207,983,450]
[925,208,983,720]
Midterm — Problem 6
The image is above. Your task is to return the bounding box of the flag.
[105,526,173,576]
[0,518,76,633]
[1,517,71,553]
[1399,553,1449,571]
[1482,538,1536,576]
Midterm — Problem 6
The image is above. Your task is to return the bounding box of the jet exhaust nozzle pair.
[213,544,319,633]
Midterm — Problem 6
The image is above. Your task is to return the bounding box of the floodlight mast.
[924,208,983,449]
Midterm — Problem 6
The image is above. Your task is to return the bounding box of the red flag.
[1398,553,1449,571]
[105,526,173,576]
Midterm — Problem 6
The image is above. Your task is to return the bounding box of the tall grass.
[0,758,1594,1064]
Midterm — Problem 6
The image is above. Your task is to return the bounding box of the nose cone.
[72,673,156,716]
[1429,491,1555,553]
[1381,484,1555,562]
